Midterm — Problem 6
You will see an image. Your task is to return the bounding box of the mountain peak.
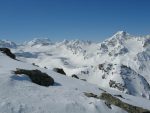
[25,38,53,46]
[0,39,17,48]
[113,31,129,37]
[107,31,130,42]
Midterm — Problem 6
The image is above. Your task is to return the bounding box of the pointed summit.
[113,31,129,38]
[104,31,130,46]
[108,31,130,41]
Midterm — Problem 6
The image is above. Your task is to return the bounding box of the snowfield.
[0,53,129,113]
[0,31,150,113]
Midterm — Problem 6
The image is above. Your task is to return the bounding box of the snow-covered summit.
[112,31,129,38]
[103,31,131,47]
[52,39,92,47]
[0,39,17,48]
[24,38,53,46]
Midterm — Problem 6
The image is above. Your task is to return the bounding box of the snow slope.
[1,50,150,113]
[0,52,125,113]
[0,31,150,112]
[9,31,150,100]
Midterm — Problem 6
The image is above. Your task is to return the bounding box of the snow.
[0,39,17,48]
[0,52,132,113]
[9,32,150,100]
[0,31,150,112]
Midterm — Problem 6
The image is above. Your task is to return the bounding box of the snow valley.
[0,31,150,113]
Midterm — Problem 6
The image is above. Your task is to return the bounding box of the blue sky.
[0,0,150,43]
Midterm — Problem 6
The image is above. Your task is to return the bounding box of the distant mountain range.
[0,31,150,113]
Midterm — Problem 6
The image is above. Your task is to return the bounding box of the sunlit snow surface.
[11,31,150,99]
[0,31,150,112]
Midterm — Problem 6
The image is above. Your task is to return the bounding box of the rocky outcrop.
[71,74,79,79]
[109,80,125,91]
[100,93,150,113]
[98,63,113,79]
[0,48,16,59]
[53,68,66,75]
[13,68,54,86]
[120,65,150,98]
[84,92,98,98]
[84,92,150,113]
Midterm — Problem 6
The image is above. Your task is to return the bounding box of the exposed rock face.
[98,63,113,73]
[0,48,16,59]
[100,43,108,53]
[13,68,54,86]
[120,65,150,98]
[98,63,113,79]
[100,93,150,113]
[53,68,66,75]
[84,92,98,98]
[109,80,125,91]
[84,92,150,113]
[80,79,87,81]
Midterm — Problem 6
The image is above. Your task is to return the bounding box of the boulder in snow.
[13,68,54,86]
[53,68,66,75]
[71,74,79,79]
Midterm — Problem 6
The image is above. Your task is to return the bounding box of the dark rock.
[109,80,125,91]
[81,70,89,74]
[44,66,47,69]
[80,79,86,81]
[100,93,150,113]
[98,63,113,78]
[143,38,150,47]
[118,47,128,55]
[53,68,66,75]
[100,43,108,52]
[114,94,124,99]
[72,74,79,79]
[0,48,16,59]
[98,64,104,70]
[105,101,112,109]
[84,92,150,113]
[84,92,98,98]
[98,88,107,92]
[102,74,106,79]
[13,68,54,86]
[32,63,39,67]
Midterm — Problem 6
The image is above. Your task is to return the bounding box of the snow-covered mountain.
[10,31,150,99]
[0,31,150,113]
[23,38,53,47]
[0,39,17,48]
